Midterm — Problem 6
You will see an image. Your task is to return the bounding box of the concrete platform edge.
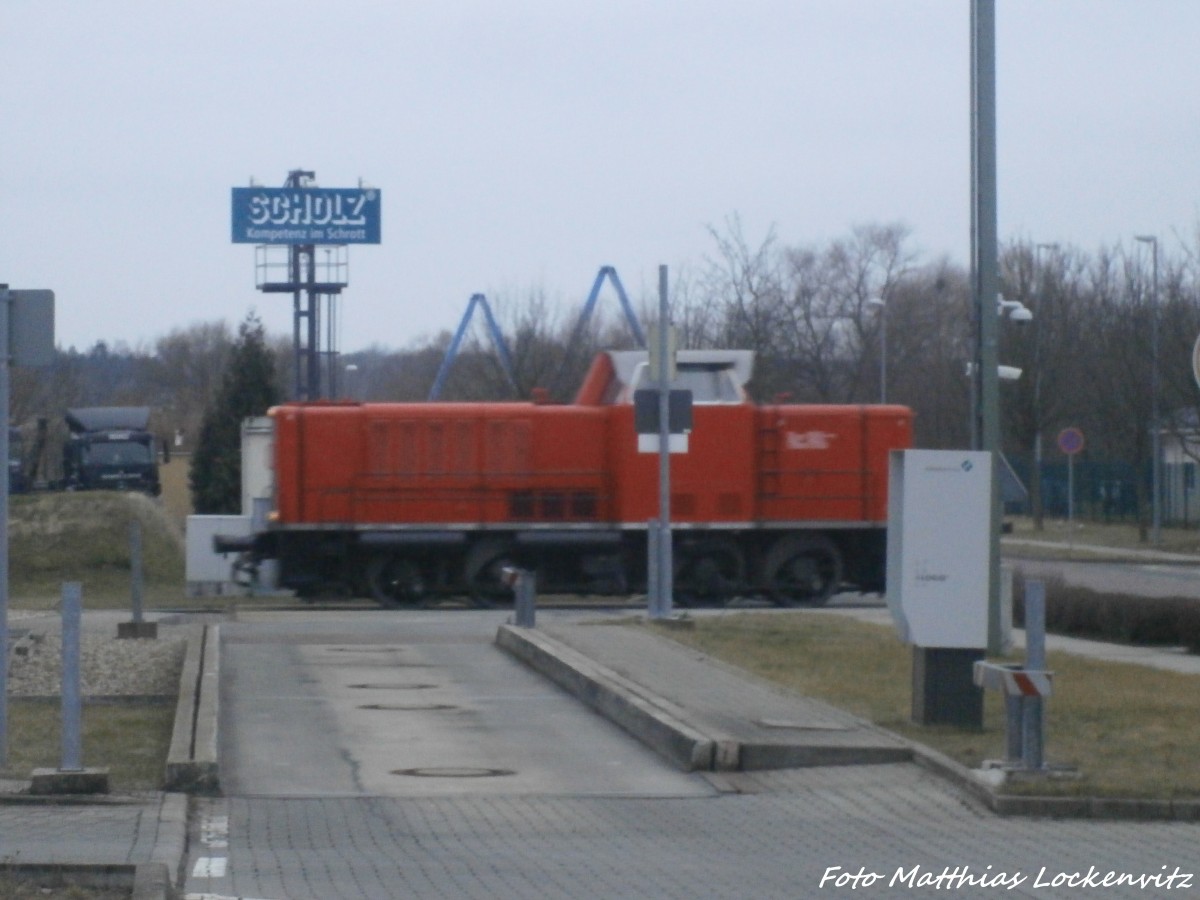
[496,624,716,771]
[164,624,220,794]
[499,624,1199,820]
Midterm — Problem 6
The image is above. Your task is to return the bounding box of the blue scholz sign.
[231,187,381,244]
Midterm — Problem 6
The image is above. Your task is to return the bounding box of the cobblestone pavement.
[185,765,1200,900]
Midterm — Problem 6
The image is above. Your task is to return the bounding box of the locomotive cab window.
[626,361,744,404]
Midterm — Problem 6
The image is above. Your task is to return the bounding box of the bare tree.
[148,321,235,446]
[1000,242,1090,527]
[885,261,972,448]
[772,223,916,403]
[697,217,787,372]
[1074,246,1158,537]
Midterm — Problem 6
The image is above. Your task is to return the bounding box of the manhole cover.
[758,717,850,732]
[347,683,438,690]
[359,703,457,711]
[331,662,439,672]
[392,767,515,778]
[326,646,405,653]
[313,661,436,669]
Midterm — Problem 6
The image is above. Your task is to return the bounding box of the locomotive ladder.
[758,426,781,501]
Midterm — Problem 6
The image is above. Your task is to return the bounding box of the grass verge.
[1003,515,1200,559]
[9,492,184,610]
[643,611,1200,799]
[0,701,174,792]
[8,487,265,613]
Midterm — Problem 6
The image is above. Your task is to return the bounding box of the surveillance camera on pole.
[965,362,1023,381]
[998,296,1033,323]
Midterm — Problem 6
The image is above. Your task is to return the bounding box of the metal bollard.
[972,579,1053,773]
[130,520,144,624]
[118,520,157,639]
[1003,693,1023,765]
[1022,580,1047,770]
[61,582,83,772]
[502,566,536,628]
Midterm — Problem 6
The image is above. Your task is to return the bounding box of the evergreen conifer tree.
[190,313,280,514]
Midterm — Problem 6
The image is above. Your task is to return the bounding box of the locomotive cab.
[625,360,748,409]
[577,349,753,407]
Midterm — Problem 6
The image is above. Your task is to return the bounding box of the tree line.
[13,220,1200,528]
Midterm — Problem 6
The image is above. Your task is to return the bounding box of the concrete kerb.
[496,624,724,771]
[0,791,183,900]
[0,862,171,900]
[498,623,1200,820]
[164,623,220,794]
[498,624,909,774]
[154,791,190,891]
[132,861,174,900]
[834,706,1200,822]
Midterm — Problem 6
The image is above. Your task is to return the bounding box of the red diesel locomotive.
[229,349,912,607]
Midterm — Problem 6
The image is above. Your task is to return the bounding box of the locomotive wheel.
[674,539,744,607]
[762,534,843,607]
[463,540,518,609]
[366,555,428,609]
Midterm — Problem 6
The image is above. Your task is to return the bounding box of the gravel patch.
[6,631,185,698]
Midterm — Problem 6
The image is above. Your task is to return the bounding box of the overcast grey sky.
[2,1,1198,354]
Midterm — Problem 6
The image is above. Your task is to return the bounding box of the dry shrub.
[1014,573,1200,652]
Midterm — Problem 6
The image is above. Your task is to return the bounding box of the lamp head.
[997,296,1033,323]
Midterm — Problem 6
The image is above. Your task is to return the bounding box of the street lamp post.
[1135,234,1161,545]
[868,297,887,403]
[1031,243,1058,531]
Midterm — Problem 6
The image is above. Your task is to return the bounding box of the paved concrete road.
[187,764,1199,900]
[1011,557,1200,600]
[218,609,712,798]
[187,608,1200,900]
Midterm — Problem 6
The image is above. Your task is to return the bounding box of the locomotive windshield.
[627,361,744,404]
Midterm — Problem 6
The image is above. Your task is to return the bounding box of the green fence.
[1008,458,1142,523]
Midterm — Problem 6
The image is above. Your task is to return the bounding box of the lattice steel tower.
[253,169,351,400]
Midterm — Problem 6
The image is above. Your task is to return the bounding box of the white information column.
[886,449,992,727]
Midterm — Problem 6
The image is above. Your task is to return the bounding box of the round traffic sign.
[1057,427,1085,456]
[1192,333,1200,392]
